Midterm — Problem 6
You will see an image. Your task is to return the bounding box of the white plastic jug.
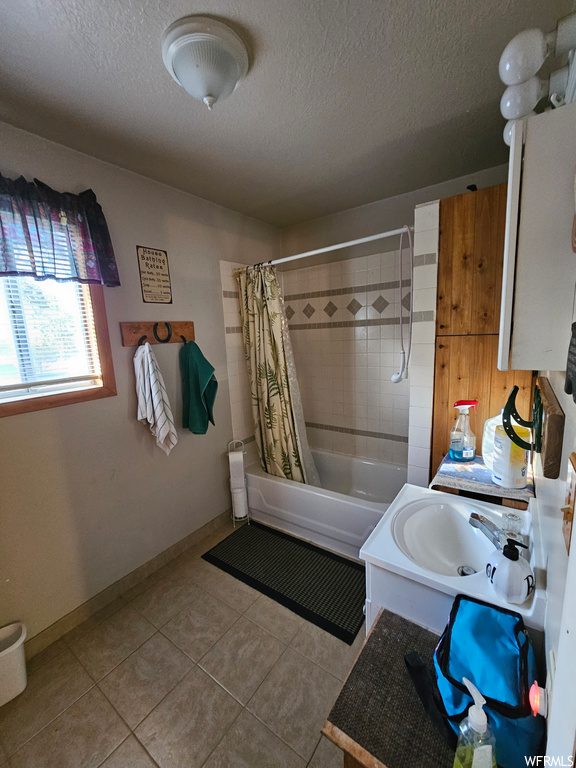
[481,411,503,470]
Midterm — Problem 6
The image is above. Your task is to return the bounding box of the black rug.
[202,522,365,644]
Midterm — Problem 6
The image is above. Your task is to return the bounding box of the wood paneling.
[437,184,507,336]
[431,334,534,477]
[537,376,565,479]
[120,321,195,347]
[322,722,386,768]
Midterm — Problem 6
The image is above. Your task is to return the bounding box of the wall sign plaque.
[136,246,172,304]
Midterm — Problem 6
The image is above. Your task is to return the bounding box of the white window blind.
[4,207,86,281]
[0,276,102,403]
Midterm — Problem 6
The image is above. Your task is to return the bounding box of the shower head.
[391,349,406,383]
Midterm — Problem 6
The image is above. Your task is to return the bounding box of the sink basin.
[392,499,497,577]
[360,484,545,637]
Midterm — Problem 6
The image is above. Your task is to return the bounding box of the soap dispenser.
[486,539,535,605]
[453,677,497,768]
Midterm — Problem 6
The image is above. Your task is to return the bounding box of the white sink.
[392,499,496,577]
[360,484,546,636]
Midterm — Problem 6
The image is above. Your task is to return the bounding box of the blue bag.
[434,595,545,768]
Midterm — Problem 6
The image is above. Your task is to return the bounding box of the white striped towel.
[133,342,178,455]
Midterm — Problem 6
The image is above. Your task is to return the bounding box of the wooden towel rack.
[120,321,195,347]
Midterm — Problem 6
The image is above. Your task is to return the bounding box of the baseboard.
[24,510,231,660]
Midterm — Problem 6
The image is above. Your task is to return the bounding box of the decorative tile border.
[284,279,410,302]
[413,253,437,267]
[224,310,434,334]
[306,422,408,443]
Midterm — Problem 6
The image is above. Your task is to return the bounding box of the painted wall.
[0,122,279,638]
[280,165,508,266]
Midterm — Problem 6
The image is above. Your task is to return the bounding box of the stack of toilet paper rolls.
[228,443,249,521]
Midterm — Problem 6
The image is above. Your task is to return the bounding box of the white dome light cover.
[162,16,249,110]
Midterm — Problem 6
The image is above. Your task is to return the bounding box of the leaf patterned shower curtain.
[235,265,319,485]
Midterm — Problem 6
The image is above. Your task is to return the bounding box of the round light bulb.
[500,78,546,120]
[503,113,535,146]
[499,29,549,86]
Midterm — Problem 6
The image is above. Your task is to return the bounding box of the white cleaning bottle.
[453,678,497,768]
[449,400,478,462]
[481,411,503,470]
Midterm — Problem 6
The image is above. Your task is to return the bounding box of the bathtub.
[245,449,407,561]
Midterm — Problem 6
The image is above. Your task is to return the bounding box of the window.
[0,172,119,417]
[0,277,116,417]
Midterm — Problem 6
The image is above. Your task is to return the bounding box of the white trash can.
[0,622,27,707]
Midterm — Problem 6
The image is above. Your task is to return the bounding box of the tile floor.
[0,521,365,768]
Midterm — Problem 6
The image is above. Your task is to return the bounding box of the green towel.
[180,341,218,434]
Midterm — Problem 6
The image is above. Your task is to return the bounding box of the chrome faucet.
[469,513,503,549]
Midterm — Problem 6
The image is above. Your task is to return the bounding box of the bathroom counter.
[323,610,453,768]
[430,455,534,510]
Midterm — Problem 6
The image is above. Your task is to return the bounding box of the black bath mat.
[202,522,365,644]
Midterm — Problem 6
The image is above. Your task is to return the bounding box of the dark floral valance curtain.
[0,173,120,286]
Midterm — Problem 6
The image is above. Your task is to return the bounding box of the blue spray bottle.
[449,400,478,462]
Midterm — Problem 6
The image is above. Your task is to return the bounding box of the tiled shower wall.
[220,209,439,469]
[282,251,415,463]
[407,201,440,486]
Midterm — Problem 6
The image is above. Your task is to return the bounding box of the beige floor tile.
[0,649,93,756]
[203,708,305,768]
[98,633,193,729]
[244,594,303,643]
[290,622,365,681]
[26,639,67,674]
[307,735,344,767]
[130,573,201,628]
[177,557,259,613]
[160,592,240,661]
[247,647,342,762]
[71,605,156,681]
[9,688,128,768]
[135,665,241,768]
[61,597,127,646]
[200,617,285,704]
[98,735,158,767]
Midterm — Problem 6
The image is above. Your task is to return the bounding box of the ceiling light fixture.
[498,12,576,144]
[162,16,249,111]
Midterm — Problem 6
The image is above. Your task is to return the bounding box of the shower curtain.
[235,265,320,486]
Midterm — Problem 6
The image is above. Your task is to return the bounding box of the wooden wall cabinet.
[431,184,534,478]
[437,184,507,336]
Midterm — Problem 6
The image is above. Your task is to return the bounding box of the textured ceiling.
[0,0,571,226]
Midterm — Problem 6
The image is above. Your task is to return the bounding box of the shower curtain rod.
[252,225,413,269]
